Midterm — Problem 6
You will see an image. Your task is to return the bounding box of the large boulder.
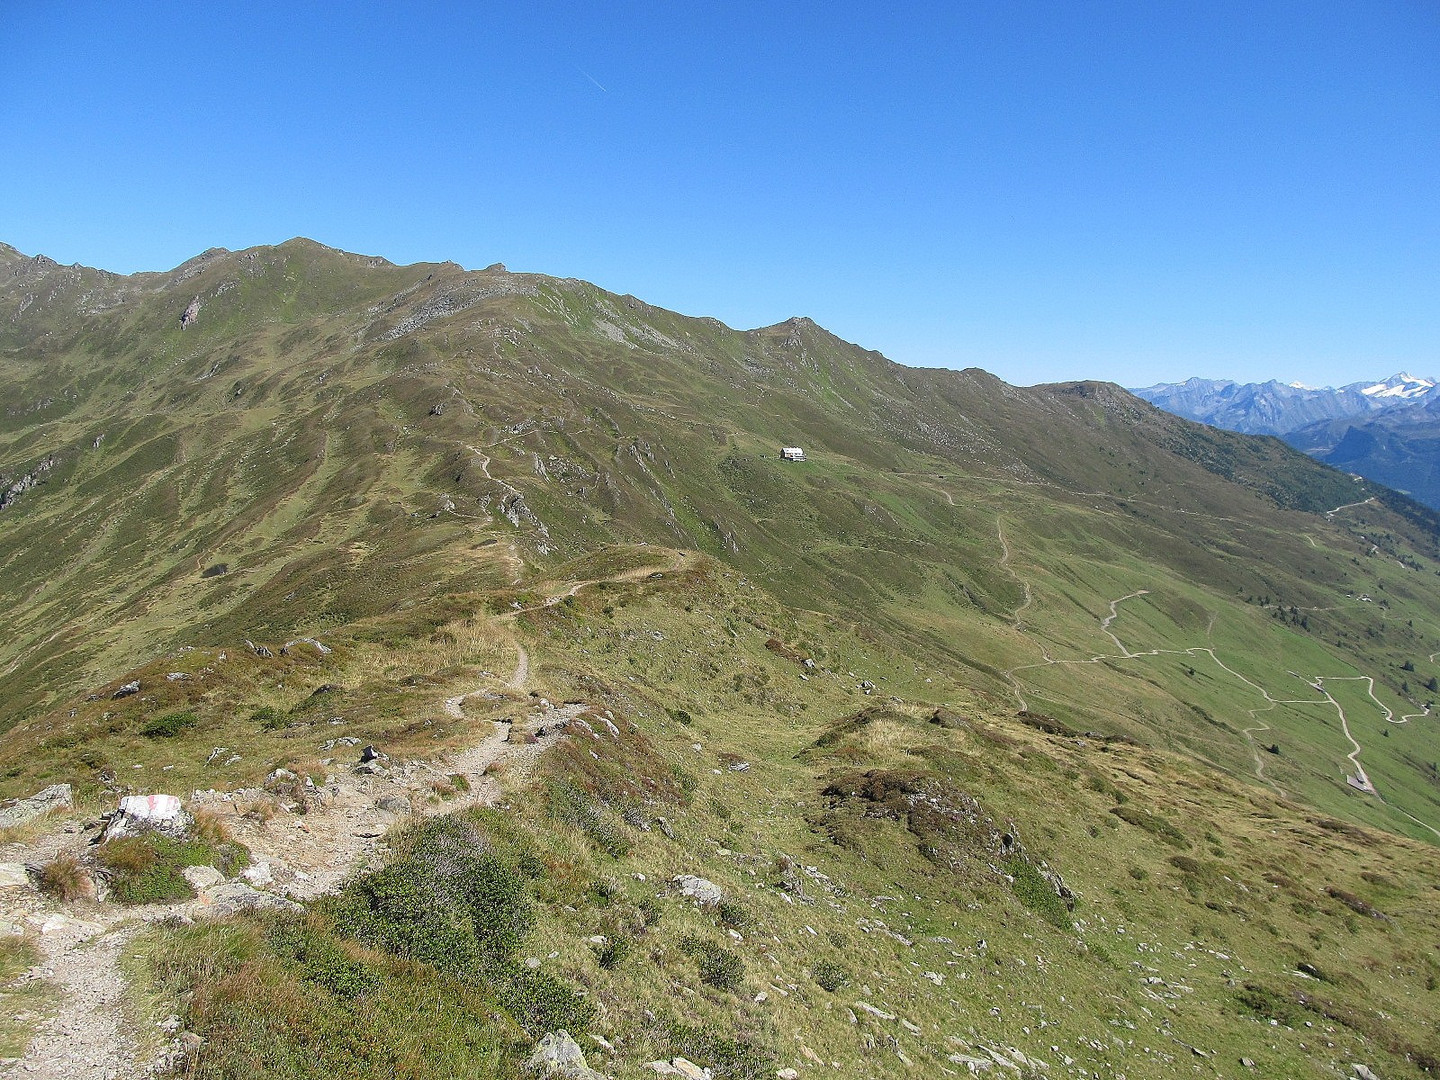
[524,1030,609,1079]
[671,874,723,906]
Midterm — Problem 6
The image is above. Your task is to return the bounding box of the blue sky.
[2,1,1436,387]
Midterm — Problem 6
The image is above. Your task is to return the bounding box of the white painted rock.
[105,793,191,840]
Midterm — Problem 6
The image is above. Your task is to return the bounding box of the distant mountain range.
[1134,373,1440,509]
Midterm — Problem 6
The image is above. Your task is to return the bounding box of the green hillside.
[2,240,1439,1079]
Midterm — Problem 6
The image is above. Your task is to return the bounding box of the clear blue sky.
[2,1,1437,387]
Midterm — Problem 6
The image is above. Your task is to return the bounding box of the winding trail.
[994,530,1437,818]
[0,544,696,1078]
[1325,496,1376,518]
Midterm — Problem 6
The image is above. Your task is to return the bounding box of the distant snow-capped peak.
[1359,373,1435,399]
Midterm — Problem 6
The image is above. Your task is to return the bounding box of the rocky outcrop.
[179,295,201,328]
[0,453,58,512]
[524,1030,609,1079]
[0,783,73,829]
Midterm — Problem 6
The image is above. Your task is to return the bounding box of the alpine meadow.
[2,238,1439,1080]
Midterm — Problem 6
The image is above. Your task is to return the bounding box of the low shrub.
[98,831,247,904]
[329,815,532,974]
[659,1020,777,1080]
[1006,858,1072,930]
[595,935,632,969]
[497,965,594,1035]
[812,959,848,992]
[140,711,198,739]
[1110,805,1189,848]
[717,899,750,929]
[250,706,289,731]
[546,780,630,857]
[678,934,745,992]
[39,855,94,901]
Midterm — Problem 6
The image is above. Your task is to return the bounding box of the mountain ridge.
[3,237,1440,1079]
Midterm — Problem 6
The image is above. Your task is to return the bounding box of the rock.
[241,861,273,887]
[281,637,332,656]
[180,295,201,328]
[182,865,225,890]
[377,795,411,814]
[672,874,723,905]
[196,881,301,916]
[854,1000,897,1021]
[244,639,274,658]
[0,863,32,890]
[112,680,140,698]
[524,1029,609,1079]
[777,1071,799,1080]
[668,1060,709,1080]
[1352,1067,1381,1080]
[104,793,190,840]
[655,817,676,840]
[0,783,73,828]
[28,912,101,936]
[1240,1059,1255,1069]
[166,672,192,681]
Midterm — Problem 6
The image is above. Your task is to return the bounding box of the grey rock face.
[524,1030,609,1079]
[195,881,301,916]
[0,783,73,828]
[672,874,723,905]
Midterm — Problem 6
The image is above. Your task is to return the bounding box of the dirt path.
[1325,496,1376,518]
[15,916,142,1080]
[0,545,694,1074]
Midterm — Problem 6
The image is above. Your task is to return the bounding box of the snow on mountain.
[1358,373,1435,399]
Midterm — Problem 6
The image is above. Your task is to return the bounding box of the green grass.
[6,239,1440,1078]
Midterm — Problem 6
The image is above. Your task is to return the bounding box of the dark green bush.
[594,935,632,969]
[140,711,199,738]
[679,934,745,992]
[98,832,248,904]
[812,959,848,992]
[329,816,533,976]
[1110,805,1189,848]
[250,706,290,731]
[498,965,594,1035]
[547,780,630,857]
[660,1020,776,1080]
[717,899,750,929]
[266,917,381,1000]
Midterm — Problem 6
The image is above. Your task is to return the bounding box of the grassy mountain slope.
[3,240,1440,1078]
